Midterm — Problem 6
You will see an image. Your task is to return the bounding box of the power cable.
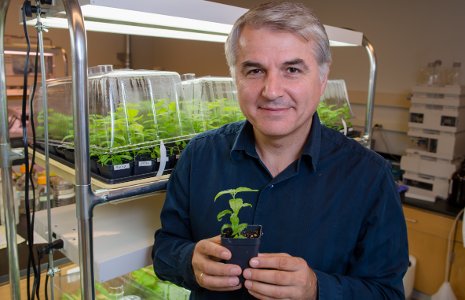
[20,1,43,298]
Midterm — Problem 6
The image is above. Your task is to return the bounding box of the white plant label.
[138,161,152,167]
[114,163,130,171]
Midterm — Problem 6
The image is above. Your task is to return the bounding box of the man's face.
[234,25,328,141]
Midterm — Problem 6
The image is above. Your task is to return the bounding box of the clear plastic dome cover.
[317,79,353,134]
[32,69,248,181]
[181,76,244,133]
[34,67,195,152]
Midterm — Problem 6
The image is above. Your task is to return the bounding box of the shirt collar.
[231,113,322,171]
[231,121,259,160]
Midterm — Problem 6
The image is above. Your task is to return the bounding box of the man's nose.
[261,72,284,100]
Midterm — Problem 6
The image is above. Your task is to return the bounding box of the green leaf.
[229,198,252,214]
[217,209,232,221]
[220,223,232,233]
[214,187,258,201]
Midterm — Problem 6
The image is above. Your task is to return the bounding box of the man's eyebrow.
[240,58,310,70]
[284,58,309,70]
[240,61,263,69]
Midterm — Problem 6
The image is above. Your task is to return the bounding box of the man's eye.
[246,69,263,76]
[287,67,301,74]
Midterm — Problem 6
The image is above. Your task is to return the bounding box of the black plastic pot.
[56,146,67,159]
[97,161,134,179]
[90,158,100,175]
[221,225,262,280]
[134,158,156,175]
[165,155,177,170]
[48,145,59,156]
[63,148,75,163]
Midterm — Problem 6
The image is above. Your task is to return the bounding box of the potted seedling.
[133,147,155,175]
[165,139,188,170]
[97,151,134,179]
[214,187,261,278]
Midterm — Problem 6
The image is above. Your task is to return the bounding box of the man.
[153,2,408,299]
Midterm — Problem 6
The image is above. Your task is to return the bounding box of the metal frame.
[362,35,377,149]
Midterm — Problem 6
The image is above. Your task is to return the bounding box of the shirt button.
[270,184,274,188]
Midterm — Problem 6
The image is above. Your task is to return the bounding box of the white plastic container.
[403,255,417,299]
[408,102,465,133]
[400,150,462,179]
[407,128,465,160]
[403,170,450,202]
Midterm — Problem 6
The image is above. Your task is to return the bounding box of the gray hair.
[225,1,332,81]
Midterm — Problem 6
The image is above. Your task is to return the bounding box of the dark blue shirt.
[153,114,408,299]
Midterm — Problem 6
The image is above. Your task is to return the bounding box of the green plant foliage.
[205,98,244,130]
[317,100,352,131]
[36,109,74,141]
[97,152,133,166]
[59,267,191,299]
[214,187,258,239]
[181,98,245,133]
[130,266,191,299]
[38,97,244,167]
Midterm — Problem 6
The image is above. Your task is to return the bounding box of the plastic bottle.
[36,175,50,211]
[447,62,462,86]
[424,62,435,86]
[15,164,35,215]
[448,160,465,208]
[417,62,431,86]
[51,176,75,207]
[430,59,443,86]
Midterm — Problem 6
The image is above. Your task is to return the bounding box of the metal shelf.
[33,149,169,192]
[34,192,166,282]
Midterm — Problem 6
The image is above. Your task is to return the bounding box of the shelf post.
[0,0,21,299]
[361,35,377,149]
[61,0,96,298]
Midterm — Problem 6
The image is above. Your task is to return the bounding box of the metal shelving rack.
[0,1,377,299]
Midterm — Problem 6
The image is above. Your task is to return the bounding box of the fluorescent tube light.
[325,25,363,47]
[26,16,229,43]
[24,0,363,45]
[79,5,234,35]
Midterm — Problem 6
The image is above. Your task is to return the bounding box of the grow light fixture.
[24,0,363,45]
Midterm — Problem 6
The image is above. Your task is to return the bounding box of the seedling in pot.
[214,187,259,239]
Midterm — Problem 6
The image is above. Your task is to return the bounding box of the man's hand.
[243,253,318,300]
[192,235,243,291]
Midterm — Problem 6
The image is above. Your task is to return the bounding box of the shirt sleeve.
[314,162,409,299]
[152,143,201,291]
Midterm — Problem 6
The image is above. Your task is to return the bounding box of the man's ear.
[319,74,329,97]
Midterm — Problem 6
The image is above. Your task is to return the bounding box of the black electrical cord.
[45,262,50,300]
[21,1,40,299]
[30,33,41,300]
